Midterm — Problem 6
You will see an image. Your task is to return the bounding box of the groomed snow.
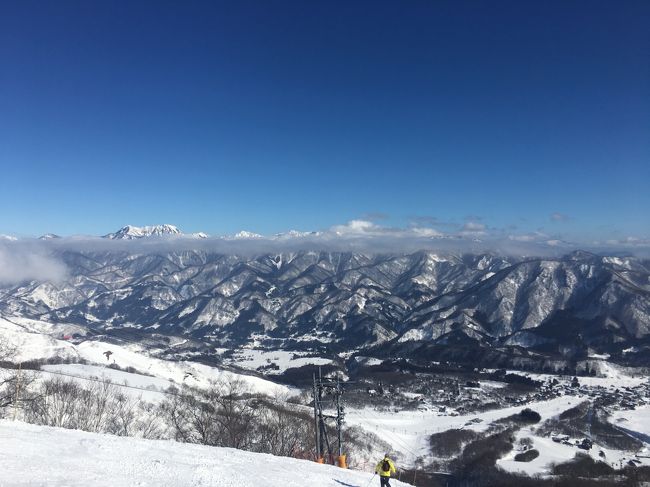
[611,404,650,440]
[0,420,413,487]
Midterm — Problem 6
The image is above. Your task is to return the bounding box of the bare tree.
[25,376,161,441]
[160,387,219,445]
[0,339,19,415]
[26,377,82,428]
[107,392,137,436]
[254,400,312,457]
[134,401,166,440]
[75,379,116,432]
[212,377,258,450]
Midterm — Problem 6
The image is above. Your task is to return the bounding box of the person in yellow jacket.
[375,454,397,487]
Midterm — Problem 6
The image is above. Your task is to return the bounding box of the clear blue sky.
[1,0,648,241]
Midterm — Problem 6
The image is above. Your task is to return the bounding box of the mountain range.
[1,225,649,373]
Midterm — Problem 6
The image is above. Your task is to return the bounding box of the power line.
[351,407,423,460]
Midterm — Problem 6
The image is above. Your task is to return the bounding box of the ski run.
[0,419,413,487]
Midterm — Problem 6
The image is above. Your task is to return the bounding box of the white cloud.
[0,244,68,284]
[0,221,648,280]
[509,234,536,242]
[550,212,570,222]
[410,227,443,237]
[330,220,443,239]
[605,236,650,247]
[331,220,380,236]
[508,232,549,242]
[460,221,487,236]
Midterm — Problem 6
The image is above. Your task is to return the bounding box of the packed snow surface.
[0,420,412,487]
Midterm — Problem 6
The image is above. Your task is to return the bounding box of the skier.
[375,453,396,487]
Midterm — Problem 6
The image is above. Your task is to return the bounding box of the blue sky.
[1,0,648,242]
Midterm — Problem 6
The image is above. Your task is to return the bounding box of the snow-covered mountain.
[1,246,648,369]
[38,233,61,240]
[101,224,210,240]
[103,224,183,239]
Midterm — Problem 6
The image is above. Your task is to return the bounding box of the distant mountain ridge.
[93,224,321,241]
[0,243,648,370]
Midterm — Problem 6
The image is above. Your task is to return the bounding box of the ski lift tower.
[312,367,346,468]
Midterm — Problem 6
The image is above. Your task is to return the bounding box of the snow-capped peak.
[103,224,183,240]
[39,233,61,240]
[0,234,18,241]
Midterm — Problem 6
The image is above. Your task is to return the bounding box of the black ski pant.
[380,476,391,487]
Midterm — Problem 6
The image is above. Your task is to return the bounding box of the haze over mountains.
[1,224,648,373]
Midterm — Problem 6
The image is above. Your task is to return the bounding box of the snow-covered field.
[348,383,650,475]
[219,348,335,375]
[345,395,579,466]
[0,420,413,487]
[497,418,650,476]
[501,364,647,389]
[611,404,650,441]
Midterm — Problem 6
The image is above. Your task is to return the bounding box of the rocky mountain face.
[0,247,648,367]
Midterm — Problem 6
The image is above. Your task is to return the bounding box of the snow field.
[0,317,78,362]
[344,395,579,467]
[611,404,650,441]
[219,348,335,375]
[501,366,646,389]
[0,420,413,487]
[496,422,650,475]
[71,341,293,397]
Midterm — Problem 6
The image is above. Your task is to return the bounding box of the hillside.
[0,420,412,487]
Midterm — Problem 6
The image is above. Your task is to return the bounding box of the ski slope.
[38,364,173,402]
[611,404,650,441]
[0,316,293,397]
[0,420,412,487]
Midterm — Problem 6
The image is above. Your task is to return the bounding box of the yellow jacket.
[375,457,396,477]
